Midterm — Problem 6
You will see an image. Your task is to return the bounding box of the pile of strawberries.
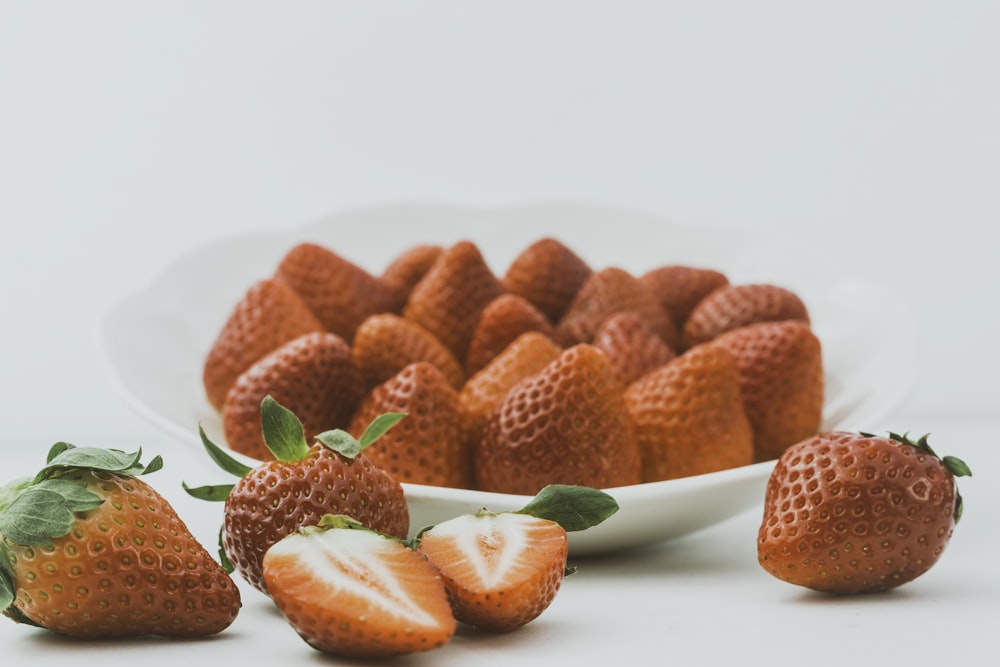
[203,237,825,492]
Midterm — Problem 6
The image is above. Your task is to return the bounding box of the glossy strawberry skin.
[380,244,444,312]
[465,293,556,376]
[203,278,325,410]
[418,512,568,632]
[263,524,455,658]
[474,344,642,495]
[624,343,753,481]
[593,311,676,387]
[682,283,809,349]
[502,237,592,324]
[222,446,409,594]
[348,362,472,489]
[758,432,961,594]
[5,471,240,638]
[639,265,730,329]
[352,313,465,392]
[710,320,824,462]
[274,242,398,343]
[222,332,364,460]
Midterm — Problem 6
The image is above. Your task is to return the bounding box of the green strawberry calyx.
[0,442,163,615]
[862,431,972,523]
[183,395,406,502]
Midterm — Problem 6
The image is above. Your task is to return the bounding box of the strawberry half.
[758,431,971,594]
[263,515,456,658]
[1,444,240,638]
[185,397,409,594]
[417,484,619,632]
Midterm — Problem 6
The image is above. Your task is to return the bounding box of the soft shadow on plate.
[99,200,917,556]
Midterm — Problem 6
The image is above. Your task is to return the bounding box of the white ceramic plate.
[100,201,917,555]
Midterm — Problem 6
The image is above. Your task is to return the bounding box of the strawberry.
[474,344,642,495]
[203,277,325,410]
[222,332,364,460]
[593,311,676,387]
[459,331,563,450]
[263,515,455,658]
[380,244,444,312]
[352,313,465,392]
[623,342,753,481]
[682,283,810,349]
[710,320,824,462]
[403,240,505,360]
[758,431,971,594]
[465,293,556,375]
[639,264,730,329]
[556,267,680,350]
[348,362,472,489]
[185,398,409,594]
[417,485,618,632]
[274,242,398,343]
[0,444,240,638]
[501,237,592,324]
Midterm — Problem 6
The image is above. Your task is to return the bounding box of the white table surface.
[2,2,999,665]
[1,417,995,666]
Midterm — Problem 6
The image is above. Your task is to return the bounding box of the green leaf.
[182,482,234,502]
[315,429,363,459]
[32,479,104,513]
[260,395,310,462]
[0,489,75,547]
[943,455,972,478]
[358,412,407,449]
[199,425,254,478]
[0,477,33,515]
[516,485,620,532]
[35,446,144,482]
[46,441,74,463]
[0,549,16,612]
[141,455,164,475]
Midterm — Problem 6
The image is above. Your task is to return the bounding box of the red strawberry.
[465,293,556,376]
[502,237,592,323]
[459,331,563,450]
[185,399,409,594]
[274,242,398,343]
[348,362,472,489]
[1,444,240,637]
[380,244,444,312]
[417,485,618,632]
[352,313,465,392]
[474,344,642,495]
[593,311,676,386]
[758,431,971,594]
[403,241,505,360]
[263,515,455,658]
[639,264,730,329]
[623,342,753,481]
[710,320,824,462]
[222,332,364,460]
[556,267,680,350]
[682,283,810,349]
[203,277,324,410]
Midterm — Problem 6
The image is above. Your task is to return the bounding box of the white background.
[1,4,998,665]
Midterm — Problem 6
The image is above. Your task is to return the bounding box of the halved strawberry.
[263,515,456,658]
[274,242,398,343]
[185,398,409,594]
[203,278,325,410]
[416,485,618,632]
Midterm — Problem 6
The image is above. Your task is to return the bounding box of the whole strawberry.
[185,397,409,594]
[0,444,240,637]
[758,431,971,594]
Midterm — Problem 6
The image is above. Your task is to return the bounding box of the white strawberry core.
[429,512,535,589]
